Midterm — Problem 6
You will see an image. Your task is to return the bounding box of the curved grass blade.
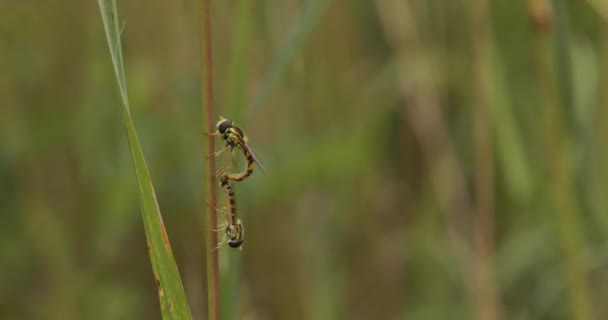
[97,1,192,319]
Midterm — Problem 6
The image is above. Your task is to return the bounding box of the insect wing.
[243,142,268,175]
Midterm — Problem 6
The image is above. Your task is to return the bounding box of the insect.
[210,173,244,250]
[207,116,268,182]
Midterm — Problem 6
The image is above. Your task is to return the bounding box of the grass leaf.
[97,1,192,319]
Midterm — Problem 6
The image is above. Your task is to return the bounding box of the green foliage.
[1,0,607,319]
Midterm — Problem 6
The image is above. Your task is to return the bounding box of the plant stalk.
[471,0,502,319]
[200,0,220,319]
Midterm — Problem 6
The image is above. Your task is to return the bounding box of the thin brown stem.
[200,0,220,319]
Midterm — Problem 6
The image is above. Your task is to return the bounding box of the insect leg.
[204,202,233,229]
[204,131,220,136]
[210,222,228,232]
[204,200,229,212]
[206,145,230,159]
[212,149,238,178]
[212,238,226,252]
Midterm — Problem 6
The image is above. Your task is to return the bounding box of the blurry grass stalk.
[528,0,594,319]
[219,2,253,320]
[220,1,332,317]
[374,0,495,316]
[247,0,331,119]
[224,0,253,123]
[596,8,608,230]
[490,49,533,203]
[97,0,192,319]
[199,0,220,319]
[471,0,503,319]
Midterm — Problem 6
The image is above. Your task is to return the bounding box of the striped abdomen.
[219,173,238,225]
[225,146,255,182]
[219,173,244,248]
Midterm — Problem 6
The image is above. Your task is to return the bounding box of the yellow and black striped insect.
[207,116,268,182]
[215,172,244,249]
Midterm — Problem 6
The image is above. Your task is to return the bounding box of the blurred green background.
[2,0,608,319]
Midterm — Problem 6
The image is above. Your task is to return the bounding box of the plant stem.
[200,0,220,319]
[528,1,593,319]
[471,0,502,319]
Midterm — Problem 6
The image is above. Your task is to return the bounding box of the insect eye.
[228,239,244,248]
[217,119,233,134]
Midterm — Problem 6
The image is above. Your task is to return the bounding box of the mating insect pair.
[207,117,266,250]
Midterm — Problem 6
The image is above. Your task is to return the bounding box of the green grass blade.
[247,0,331,119]
[224,0,253,123]
[97,1,192,319]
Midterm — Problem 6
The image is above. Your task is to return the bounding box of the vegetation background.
[1,0,607,319]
